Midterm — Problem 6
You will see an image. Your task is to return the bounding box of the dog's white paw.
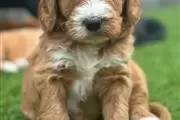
[1,61,19,73]
[140,115,160,120]
[53,58,75,70]
[15,58,29,68]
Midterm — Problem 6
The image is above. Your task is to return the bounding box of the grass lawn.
[0,6,180,120]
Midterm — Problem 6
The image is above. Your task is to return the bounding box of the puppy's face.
[65,0,124,43]
[39,0,140,44]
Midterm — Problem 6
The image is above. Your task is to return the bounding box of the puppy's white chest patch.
[67,46,101,113]
[49,45,128,113]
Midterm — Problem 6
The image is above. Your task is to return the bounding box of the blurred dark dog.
[134,17,167,45]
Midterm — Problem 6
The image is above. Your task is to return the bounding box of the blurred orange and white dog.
[21,0,171,120]
[0,28,41,73]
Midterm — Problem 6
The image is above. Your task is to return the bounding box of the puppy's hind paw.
[140,115,160,120]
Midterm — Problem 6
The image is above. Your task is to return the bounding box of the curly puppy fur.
[21,0,171,120]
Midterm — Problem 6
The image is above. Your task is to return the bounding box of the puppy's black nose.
[83,18,101,32]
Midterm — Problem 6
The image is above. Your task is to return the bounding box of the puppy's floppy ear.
[38,0,57,32]
[123,0,141,25]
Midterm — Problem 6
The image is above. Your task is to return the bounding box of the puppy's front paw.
[140,115,160,120]
[53,58,75,70]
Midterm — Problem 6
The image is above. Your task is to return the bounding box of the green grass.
[0,6,180,120]
[134,6,180,120]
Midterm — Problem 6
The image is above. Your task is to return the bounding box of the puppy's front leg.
[130,85,159,120]
[94,66,132,120]
[129,61,159,120]
[36,77,70,120]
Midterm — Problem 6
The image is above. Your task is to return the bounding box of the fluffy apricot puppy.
[21,0,171,120]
